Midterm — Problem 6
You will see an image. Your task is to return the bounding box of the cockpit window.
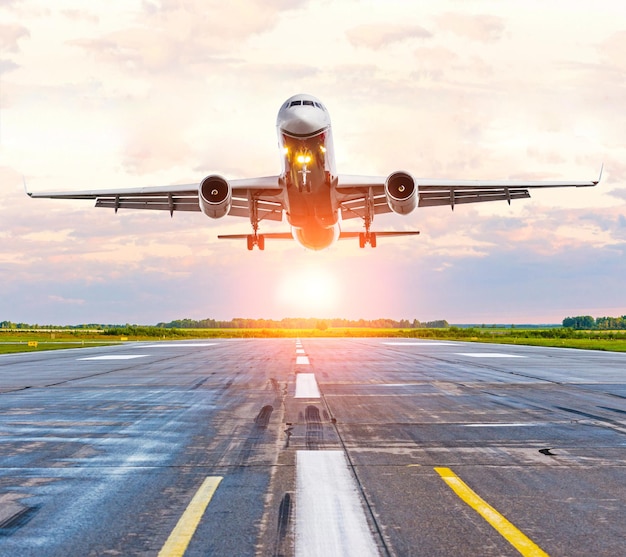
[288,99,325,110]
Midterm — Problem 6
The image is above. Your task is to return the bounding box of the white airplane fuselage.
[276,94,340,250]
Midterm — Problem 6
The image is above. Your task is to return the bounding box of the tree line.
[155,317,449,329]
[562,315,626,330]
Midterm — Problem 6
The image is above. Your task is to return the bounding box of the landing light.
[320,146,326,153]
[297,155,312,164]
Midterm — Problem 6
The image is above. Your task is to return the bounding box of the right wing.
[414,176,600,209]
[336,171,601,216]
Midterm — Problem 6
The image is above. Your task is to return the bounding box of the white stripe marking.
[138,343,216,348]
[296,355,310,365]
[78,355,148,361]
[295,373,320,398]
[384,342,455,346]
[296,348,305,354]
[456,353,526,358]
[464,423,544,427]
[296,451,379,557]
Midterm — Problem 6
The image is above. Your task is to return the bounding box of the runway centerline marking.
[296,451,378,557]
[77,355,149,361]
[158,476,222,557]
[296,348,305,354]
[296,355,310,365]
[295,373,320,398]
[456,353,526,358]
[434,467,548,557]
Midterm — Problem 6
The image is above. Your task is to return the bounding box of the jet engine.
[384,171,417,215]
[198,175,232,219]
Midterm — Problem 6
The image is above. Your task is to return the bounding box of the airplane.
[28,93,600,251]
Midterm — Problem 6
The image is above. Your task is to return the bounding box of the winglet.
[23,176,32,197]
[595,163,604,185]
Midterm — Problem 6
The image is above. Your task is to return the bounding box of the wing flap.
[96,195,200,212]
[340,194,392,220]
[419,188,530,208]
[229,196,283,221]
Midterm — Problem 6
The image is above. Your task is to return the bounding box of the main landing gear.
[246,200,265,250]
[358,231,377,248]
[247,233,265,251]
[359,198,377,248]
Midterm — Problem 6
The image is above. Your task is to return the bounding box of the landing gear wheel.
[359,232,366,249]
[258,234,265,251]
[370,232,377,248]
[247,235,254,251]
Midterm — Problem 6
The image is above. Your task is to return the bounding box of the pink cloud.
[70,0,308,75]
[0,24,29,53]
[347,23,432,49]
[435,13,505,43]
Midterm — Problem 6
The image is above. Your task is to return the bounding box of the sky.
[1,0,625,325]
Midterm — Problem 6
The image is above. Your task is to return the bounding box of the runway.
[0,339,624,556]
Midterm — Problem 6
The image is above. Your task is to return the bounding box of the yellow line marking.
[158,476,223,557]
[434,467,549,557]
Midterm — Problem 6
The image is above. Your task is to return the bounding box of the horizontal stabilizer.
[339,230,420,239]
[218,232,293,240]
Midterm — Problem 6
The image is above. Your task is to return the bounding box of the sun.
[276,266,339,316]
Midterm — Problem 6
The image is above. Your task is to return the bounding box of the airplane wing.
[336,172,601,217]
[27,176,285,221]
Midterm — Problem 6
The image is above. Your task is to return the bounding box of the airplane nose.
[281,112,326,136]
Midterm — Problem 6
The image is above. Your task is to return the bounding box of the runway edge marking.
[434,468,549,557]
[158,476,223,557]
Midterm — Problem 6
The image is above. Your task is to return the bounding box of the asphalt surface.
[0,338,624,556]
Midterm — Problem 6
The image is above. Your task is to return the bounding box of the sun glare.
[276,266,339,316]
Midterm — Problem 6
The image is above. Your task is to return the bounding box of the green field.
[1,326,626,354]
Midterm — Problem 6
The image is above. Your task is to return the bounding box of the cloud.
[0,24,29,53]
[70,0,308,75]
[0,59,19,74]
[60,9,99,24]
[609,188,626,201]
[346,23,432,49]
[598,30,626,71]
[0,0,22,9]
[48,295,85,305]
[435,13,505,43]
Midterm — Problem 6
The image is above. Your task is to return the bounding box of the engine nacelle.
[198,175,231,219]
[384,171,417,215]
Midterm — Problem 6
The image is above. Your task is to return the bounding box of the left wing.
[27,176,285,220]
[336,172,601,217]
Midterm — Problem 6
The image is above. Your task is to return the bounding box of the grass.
[2,327,626,354]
